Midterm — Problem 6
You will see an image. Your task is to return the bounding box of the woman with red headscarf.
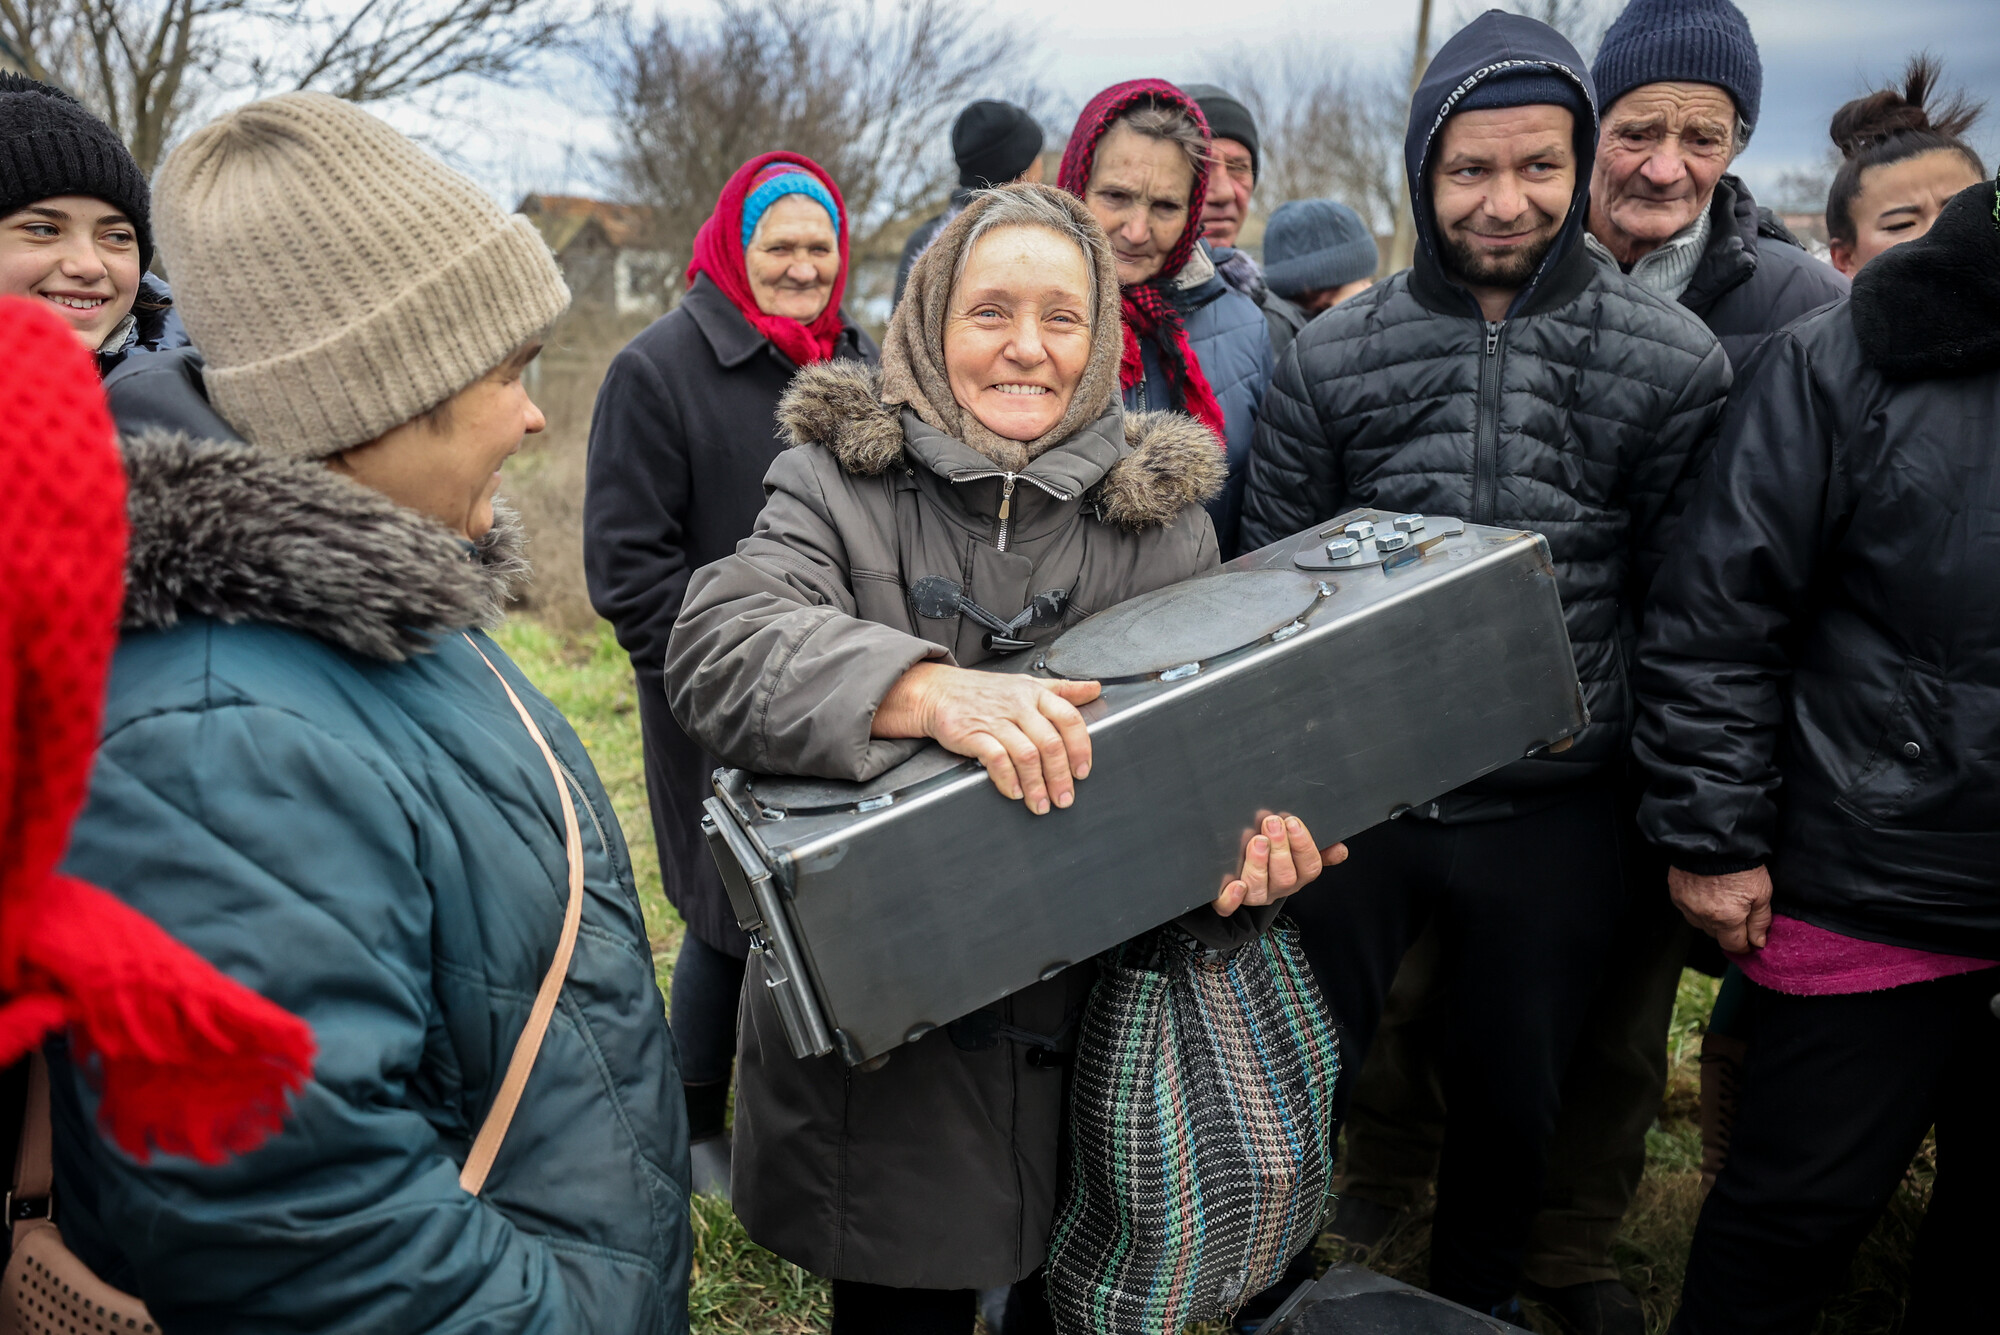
[1060,79,1274,558]
[582,152,878,1200]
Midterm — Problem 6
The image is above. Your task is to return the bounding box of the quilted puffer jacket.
[1125,241,1273,557]
[1634,179,2000,959]
[1239,9,1730,816]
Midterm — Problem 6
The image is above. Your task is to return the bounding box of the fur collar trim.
[120,431,529,661]
[776,360,1223,531]
[1853,179,2000,380]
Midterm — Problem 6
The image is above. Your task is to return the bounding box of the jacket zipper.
[949,468,1072,552]
[1472,321,1506,524]
[996,475,1018,552]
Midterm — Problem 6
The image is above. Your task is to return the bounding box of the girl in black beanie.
[0,74,184,375]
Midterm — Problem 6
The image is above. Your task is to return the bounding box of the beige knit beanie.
[154,93,569,459]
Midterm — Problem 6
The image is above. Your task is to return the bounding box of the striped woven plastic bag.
[1047,918,1340,1334]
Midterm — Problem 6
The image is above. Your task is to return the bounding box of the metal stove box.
[701,510,1586,1064]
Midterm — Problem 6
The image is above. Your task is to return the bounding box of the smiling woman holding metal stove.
[667,181,1344,1333]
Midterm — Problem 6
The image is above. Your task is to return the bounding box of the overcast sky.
[426,0,2000,214]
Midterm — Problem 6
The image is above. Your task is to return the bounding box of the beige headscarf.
[882,184,1125,472]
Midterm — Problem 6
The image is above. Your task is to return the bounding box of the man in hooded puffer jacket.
[1239,11,1728,1317]
[1330,4,1850,1327]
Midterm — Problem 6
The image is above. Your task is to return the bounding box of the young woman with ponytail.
[1825,55,1987,277]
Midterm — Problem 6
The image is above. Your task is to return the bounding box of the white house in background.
[518,194,673,320]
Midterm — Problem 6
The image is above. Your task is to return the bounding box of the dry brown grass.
[506,434,596,634]
[502,307,643,634]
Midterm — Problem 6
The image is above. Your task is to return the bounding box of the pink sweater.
[1731,914,1995,996]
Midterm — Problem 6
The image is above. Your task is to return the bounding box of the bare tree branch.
[1768,147,1843,214]
[3,0,581,173]
[1212,46,1407,238]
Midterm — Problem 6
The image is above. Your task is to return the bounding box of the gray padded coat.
[1239,10,1731,814]
[665,360,1267,1289]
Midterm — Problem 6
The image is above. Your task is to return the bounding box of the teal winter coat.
[47,432,691,1333]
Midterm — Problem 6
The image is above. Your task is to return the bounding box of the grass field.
[495,617,1929,1335]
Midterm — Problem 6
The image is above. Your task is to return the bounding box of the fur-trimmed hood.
[120,431,529,661]
[775,359,1224,531]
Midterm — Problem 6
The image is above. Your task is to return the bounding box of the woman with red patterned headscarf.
[1060,79,1275,558]
[582,152,878,1202]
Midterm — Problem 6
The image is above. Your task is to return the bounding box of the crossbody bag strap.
[9,1053,53,1249]
[458,634,586,1197]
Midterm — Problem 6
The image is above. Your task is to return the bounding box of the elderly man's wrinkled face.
[1830,148,1985,278]
[1431,105,1576,302]
[1201,137,1255,247]
[1085,122,1195,285]
[330,341,546,540]
[944,224,1095,443]
[1593,82,1737,262]
[0,195,143,351]
[746,194,840,322]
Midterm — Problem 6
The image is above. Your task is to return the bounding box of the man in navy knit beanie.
[1585,0,1843,361]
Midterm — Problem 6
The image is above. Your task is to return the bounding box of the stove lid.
[1041,568,1328,682]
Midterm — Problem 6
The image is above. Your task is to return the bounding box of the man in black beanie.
[0,73,184,376]
[1182,83,1259,250]
[1179,82,1332,365]
[893,99,1044,305]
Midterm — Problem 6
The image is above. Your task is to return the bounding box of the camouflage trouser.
[1338,896,1691,1289]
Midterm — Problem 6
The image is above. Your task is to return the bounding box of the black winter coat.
[1634,180,2000,959]
[1677,176,1848,367]
[1240,10,1731,816]
[583,275,877,954]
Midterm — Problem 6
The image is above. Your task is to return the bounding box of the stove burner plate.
[1042,569,1324,682]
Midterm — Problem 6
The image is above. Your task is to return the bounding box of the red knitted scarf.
[686,151,853,368]
[0,299,314,1164]
[1060,79,1227,445]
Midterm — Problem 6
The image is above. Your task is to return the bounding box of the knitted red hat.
[0,298,314,1164]
[1059,79,1227,445]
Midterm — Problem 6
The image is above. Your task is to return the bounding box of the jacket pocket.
[1835,658,1944,825]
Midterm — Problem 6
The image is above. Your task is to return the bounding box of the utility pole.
[1387,0,1435,272]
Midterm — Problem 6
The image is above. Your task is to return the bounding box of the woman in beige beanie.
[51,92,693,1332]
